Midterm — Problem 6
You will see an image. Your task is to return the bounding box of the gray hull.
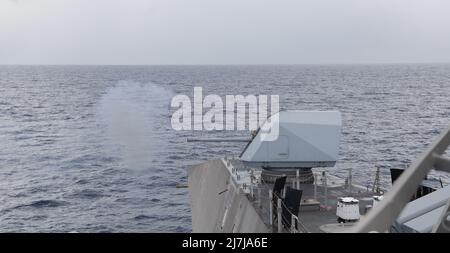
[188,159,270,232]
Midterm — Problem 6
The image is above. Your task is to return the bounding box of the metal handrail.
[271,191,309,233]
[260,170,335,233]
[351,123,450,233]
[289,212,309,233]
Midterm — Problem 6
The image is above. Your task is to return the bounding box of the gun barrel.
[186,137,251,142]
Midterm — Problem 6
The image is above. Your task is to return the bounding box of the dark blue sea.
[0,65,449,232]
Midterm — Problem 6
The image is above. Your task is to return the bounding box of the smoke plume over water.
[97,81,173,171]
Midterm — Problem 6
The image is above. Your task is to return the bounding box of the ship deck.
[227,159,379,233]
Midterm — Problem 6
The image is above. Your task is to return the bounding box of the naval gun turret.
[240,110,342,169]
[188,111,342,184]
[239,110,342,184]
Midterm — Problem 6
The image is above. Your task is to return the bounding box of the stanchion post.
[277,198,282,233]
[269,190,273,225]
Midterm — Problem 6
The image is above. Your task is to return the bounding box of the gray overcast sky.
[1,0,450,65]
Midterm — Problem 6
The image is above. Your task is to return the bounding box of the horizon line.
[2,62,450,66]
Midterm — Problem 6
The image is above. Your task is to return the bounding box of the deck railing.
[351,124,450,233]
[269,190,309,233]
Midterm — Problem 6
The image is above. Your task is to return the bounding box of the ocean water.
[0,64,449,232]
